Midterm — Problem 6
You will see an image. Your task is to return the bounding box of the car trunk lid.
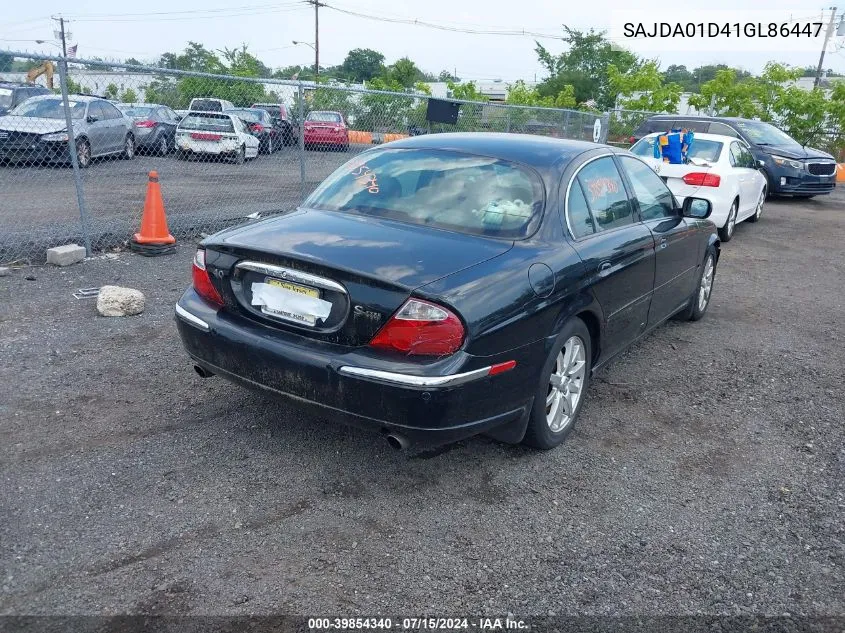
[203,208,513,346]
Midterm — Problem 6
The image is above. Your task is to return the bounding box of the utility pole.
[52,15,69,57]
[814,7,837,89]
[311,0,320,81]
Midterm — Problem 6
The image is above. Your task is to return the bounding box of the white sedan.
[630,132,767,242]
[175,111,259,164]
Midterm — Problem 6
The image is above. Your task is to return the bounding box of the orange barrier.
[383,133,410,143]
[837,163,845,183]
[133,171,175,245]
[348,130,373,144]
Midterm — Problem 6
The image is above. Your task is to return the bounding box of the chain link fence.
[0,50,609,264]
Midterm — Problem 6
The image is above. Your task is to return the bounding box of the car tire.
[158,134,169,156]
[680,246,717,322]
[522,318,592,450]
[76,139,91,168]
[122,134,135,160]
[233,145,245,165]
[265,136,273,154]
[763,171,775,199]
[175,149,187,160]
[747,186,766,223]
[718,200,738,242]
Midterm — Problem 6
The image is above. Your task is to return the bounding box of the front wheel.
[522,318,592,450]
[122,134,135,160]
[718,200,738,242]
[686,248,716,321]
[75,139,91,168]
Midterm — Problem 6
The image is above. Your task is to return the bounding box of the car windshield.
[305,148,544,238]
[0,88,13,108]
[632,136,724,162]
[178,113,234,132]
[228,109,262,123]
[307,111,341,123]
[733,120,799,146]
[191,99,222,111]
[255,105,280,115]
[9,98,85,120]
[120,106,154,118]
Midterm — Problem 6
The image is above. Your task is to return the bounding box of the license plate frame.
[260,276,322,326]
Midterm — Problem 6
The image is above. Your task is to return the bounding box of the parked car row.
[0,88,348,167]
[629,114,837,199]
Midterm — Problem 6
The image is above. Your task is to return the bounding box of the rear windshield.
[178,113,234,132]
[120,106,154,118]
[307,111,341,123]
[305,148,544,238]
[190,99,222,112]
[228,109,262,123]
[254,104,280,115]
[631,136,724,163]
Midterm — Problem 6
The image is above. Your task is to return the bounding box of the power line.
[63,2,303,19]
[65,5,307,22]
[320,3,567,39]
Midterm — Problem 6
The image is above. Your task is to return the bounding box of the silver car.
[0,94,135,167]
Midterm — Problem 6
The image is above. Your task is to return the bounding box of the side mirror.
[86,115,98,123]
[757,159,765,168]
[682,197,712,219]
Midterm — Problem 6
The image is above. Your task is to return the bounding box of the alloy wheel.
[755,190,765,219]
[727,204,736,237]
[77,141,90,167]
[698,255,714,312]
[546,336,587,433]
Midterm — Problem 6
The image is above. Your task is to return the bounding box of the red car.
[303,111,349,151]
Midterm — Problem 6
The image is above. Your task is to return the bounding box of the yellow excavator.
[26,61,55,90]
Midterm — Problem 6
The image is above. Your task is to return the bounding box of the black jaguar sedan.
[175,133,719,450]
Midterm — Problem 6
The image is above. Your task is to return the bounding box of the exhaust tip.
[385,433,409,451]
[194,364,214,378]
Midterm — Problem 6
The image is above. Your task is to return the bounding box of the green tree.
[104,83,119,100]
[662,64,695,91]
[608,60,683,112]
[158,42,224,73]
[506,79,575,108]
[141,78,181,107]
[387,57,425,89]
[438,70,460,82]
[124,58,143,67]
[220,44,271,77]
[446,81,487,101]
[340,48,385,82]
[535,27,640,109]
[120,88,137,103]
[0,53,13,73]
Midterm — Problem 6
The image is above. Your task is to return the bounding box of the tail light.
[135,120,157,128]
[369,298,465,356]
[191,132,222,141]
[192,249,223,306]
[683,172,721,187]
[249,123,264,133]
[629,136,636,144]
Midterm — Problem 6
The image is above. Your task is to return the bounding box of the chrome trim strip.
[236,261,347,294]
[175,305,210,332]
[338,365,491,388]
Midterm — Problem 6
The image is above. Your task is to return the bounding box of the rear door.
[618,155,701,325]
[564,155,656,359]
[729,141,756,214]
[101,101,126,151]
[85,101,110,154]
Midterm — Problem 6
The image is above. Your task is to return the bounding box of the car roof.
[0,82,49,89]
[25,93,103,103]
[648,114,766,125]
[382,132,602,168]
[640,131,741,144]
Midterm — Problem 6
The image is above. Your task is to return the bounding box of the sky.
[2,0,843,81]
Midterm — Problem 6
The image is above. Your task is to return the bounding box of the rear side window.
[708,122,739,137]
[566,180,596,239]
[576,157,633,232]
[306,148,544,238]
[179,113,235,133]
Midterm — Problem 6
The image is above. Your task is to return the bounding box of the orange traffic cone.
[130,171,176,256]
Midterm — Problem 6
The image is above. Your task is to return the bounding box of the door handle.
[598,261,612,276]
[658,237,667,250]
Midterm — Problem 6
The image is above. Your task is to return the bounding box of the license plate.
[262,277,320,325]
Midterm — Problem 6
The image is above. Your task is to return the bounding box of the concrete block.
[46,244,86,267]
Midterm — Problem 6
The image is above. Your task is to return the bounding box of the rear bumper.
[174,289,540,446]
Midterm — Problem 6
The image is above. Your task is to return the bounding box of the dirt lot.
[0,194,843,616]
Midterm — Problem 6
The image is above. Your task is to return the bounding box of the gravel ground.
[0,194,843,617]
